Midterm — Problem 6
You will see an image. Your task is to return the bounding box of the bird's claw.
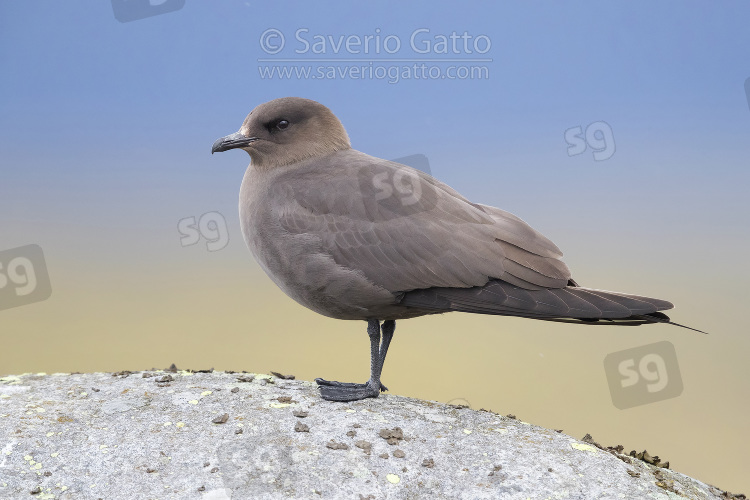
[315,378,387,401]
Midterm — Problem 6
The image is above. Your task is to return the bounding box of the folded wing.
[273,150,571,293]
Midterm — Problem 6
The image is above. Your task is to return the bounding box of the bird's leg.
[315,319,395,402]
[315,320,380,390]
[376,320,395,391]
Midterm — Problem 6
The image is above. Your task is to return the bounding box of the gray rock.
[0,371,738,499]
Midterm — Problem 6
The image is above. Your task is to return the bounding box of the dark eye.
[276,120,289,130]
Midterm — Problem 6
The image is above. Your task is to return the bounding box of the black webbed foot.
[315,378,388,391]
[315,378,383,402]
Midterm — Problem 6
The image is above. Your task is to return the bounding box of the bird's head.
[211,97,351,168]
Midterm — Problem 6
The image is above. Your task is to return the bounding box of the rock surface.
[0,370,739,500]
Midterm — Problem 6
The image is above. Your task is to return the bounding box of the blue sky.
[2,2,749,235]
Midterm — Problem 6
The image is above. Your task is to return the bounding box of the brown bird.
[212,97,702,402]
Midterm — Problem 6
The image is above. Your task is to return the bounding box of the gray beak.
[211,132,259,154]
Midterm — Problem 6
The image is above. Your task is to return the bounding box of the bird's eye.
[276,120,290,130]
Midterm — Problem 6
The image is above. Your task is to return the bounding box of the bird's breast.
[238,165,398,320]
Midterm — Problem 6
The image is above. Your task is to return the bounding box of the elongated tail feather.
[399,279,706,333]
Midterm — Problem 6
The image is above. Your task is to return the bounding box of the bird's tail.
[399,279,706,333]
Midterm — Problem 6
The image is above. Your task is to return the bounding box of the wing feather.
[273,150,571,293]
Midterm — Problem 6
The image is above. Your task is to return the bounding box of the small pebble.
[326,440,349,450]
[355,441,372,454]
[379,427,404,445]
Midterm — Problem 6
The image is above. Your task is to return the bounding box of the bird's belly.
[241,209,399,320]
